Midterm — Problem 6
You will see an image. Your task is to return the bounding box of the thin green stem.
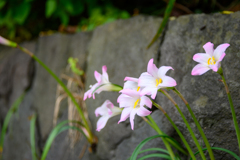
[17,45,94,144]
[30,114,38,160]
[146,115,176,160]
[220,74,240,153]
[160,89,206,160]
[151,101,196,160]
[172,88,215,160]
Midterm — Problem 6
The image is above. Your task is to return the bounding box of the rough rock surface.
[159,12,240,159]
[1,12,240,160]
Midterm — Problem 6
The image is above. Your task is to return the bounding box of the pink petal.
[117,94,135,108]
[95,100,113,117]
[191,64,211,75]
[209,61,220,72]
[193,53,210,65]
[118,107,132,123]
[102,65,109,82]
[147,58,158,78]
[157,66,174,78]
[218,53,226,62]
[130,109,138,130]
[213,43,230,61]
[83,89,92,100]
[203,42,214,56]
[96,116,110,132]
[94,71,102,83]
[137,106,151,117]
[138,72,156,88]
[140,96,152,109]
[120,89,140,99]
[159,76,177,88]
[123,80,138,90]
[140,87,158,99]
[124,77,138,82]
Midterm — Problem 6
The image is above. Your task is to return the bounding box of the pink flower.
[84,66,114,100]
[191,42,230,75]
[117,89,152,130]
[95,100,122,131]
[138,59,177,99]
[0,36,17,47]
[123,77,139,90]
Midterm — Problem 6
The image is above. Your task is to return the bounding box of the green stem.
[30,114,38,160]
[160,90,206,160]
[146,115,176,160]
[16,45,94,144]
[151,101,196,160]
[172,88,215,160]
[220,74,240,153]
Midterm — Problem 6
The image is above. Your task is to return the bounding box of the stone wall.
[1,12,240,160]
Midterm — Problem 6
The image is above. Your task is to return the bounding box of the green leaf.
[68,57,84,75]
[190,147,240,160]
[30,114,38,160]
[138,153,171,160]
[130,135,175,160]
[0,92,26,154]
[0,1,6,10]
[147,0,175,48]
[13,2,31,24]
[138,148,169,155]
[40,120,86,160]
[45,0,57,18]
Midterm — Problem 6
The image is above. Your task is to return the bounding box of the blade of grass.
[138,153,171,160]
[0,92,26,157]
[147,0,175,48]
[138,148,169,155]
[30,114,38,160]
[190,147,240,160]
[40,120,86,160]
[130,134,176,160]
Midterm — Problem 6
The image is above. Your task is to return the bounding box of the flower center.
[133,99,140,108]
[155,78,162,87]
[207,56,216,65]
[137,86,140,92]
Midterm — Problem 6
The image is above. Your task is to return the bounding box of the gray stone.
[159,12,240,159]
[85,15,164,160]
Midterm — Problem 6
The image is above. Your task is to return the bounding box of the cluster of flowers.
[84,42,229,132]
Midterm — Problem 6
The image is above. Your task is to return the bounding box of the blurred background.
[0,0,240,42]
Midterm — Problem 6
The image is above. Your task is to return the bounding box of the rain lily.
[191,42,230,75]
[95,100,122,131]
[117,89,152,130]
[123,77,139,90]
[0,36,17,47]
[138,59,177,99]
[84,65,116,100]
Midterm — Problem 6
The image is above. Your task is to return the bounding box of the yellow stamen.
[134,99,140,108]
[207,56,216,65]
[137,86,140,91]
[155,78,163,87]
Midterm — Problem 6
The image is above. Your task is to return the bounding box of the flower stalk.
[171,87,215,160]
[219,73,240,153]
[146,115,176,160]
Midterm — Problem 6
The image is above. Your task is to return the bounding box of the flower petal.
[137,106,151,117]
[102,65,109,82]
[95,100,113,117]
[124,77,138,82]
[203,42,214,56]
[158,66,174,78]
[96,115,110,132]
[209,61,221,72]
[191,64,211,75]
[130,109,138,130]
[117,94,135,108]
[193,53,211,65]
[94,71,101,83]
[111,107,122,116]
[140,87,158,99]
[120,89,140,99]
[213,43,230,61]
[83,89,92,100]
[140,96,152,109]
[147,58,158,78]
[118,107,132,123]
[138,72,156,88]
[123,80,138,90]
[159,76,177,88]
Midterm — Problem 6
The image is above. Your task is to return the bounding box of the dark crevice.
[156,21,169,65]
